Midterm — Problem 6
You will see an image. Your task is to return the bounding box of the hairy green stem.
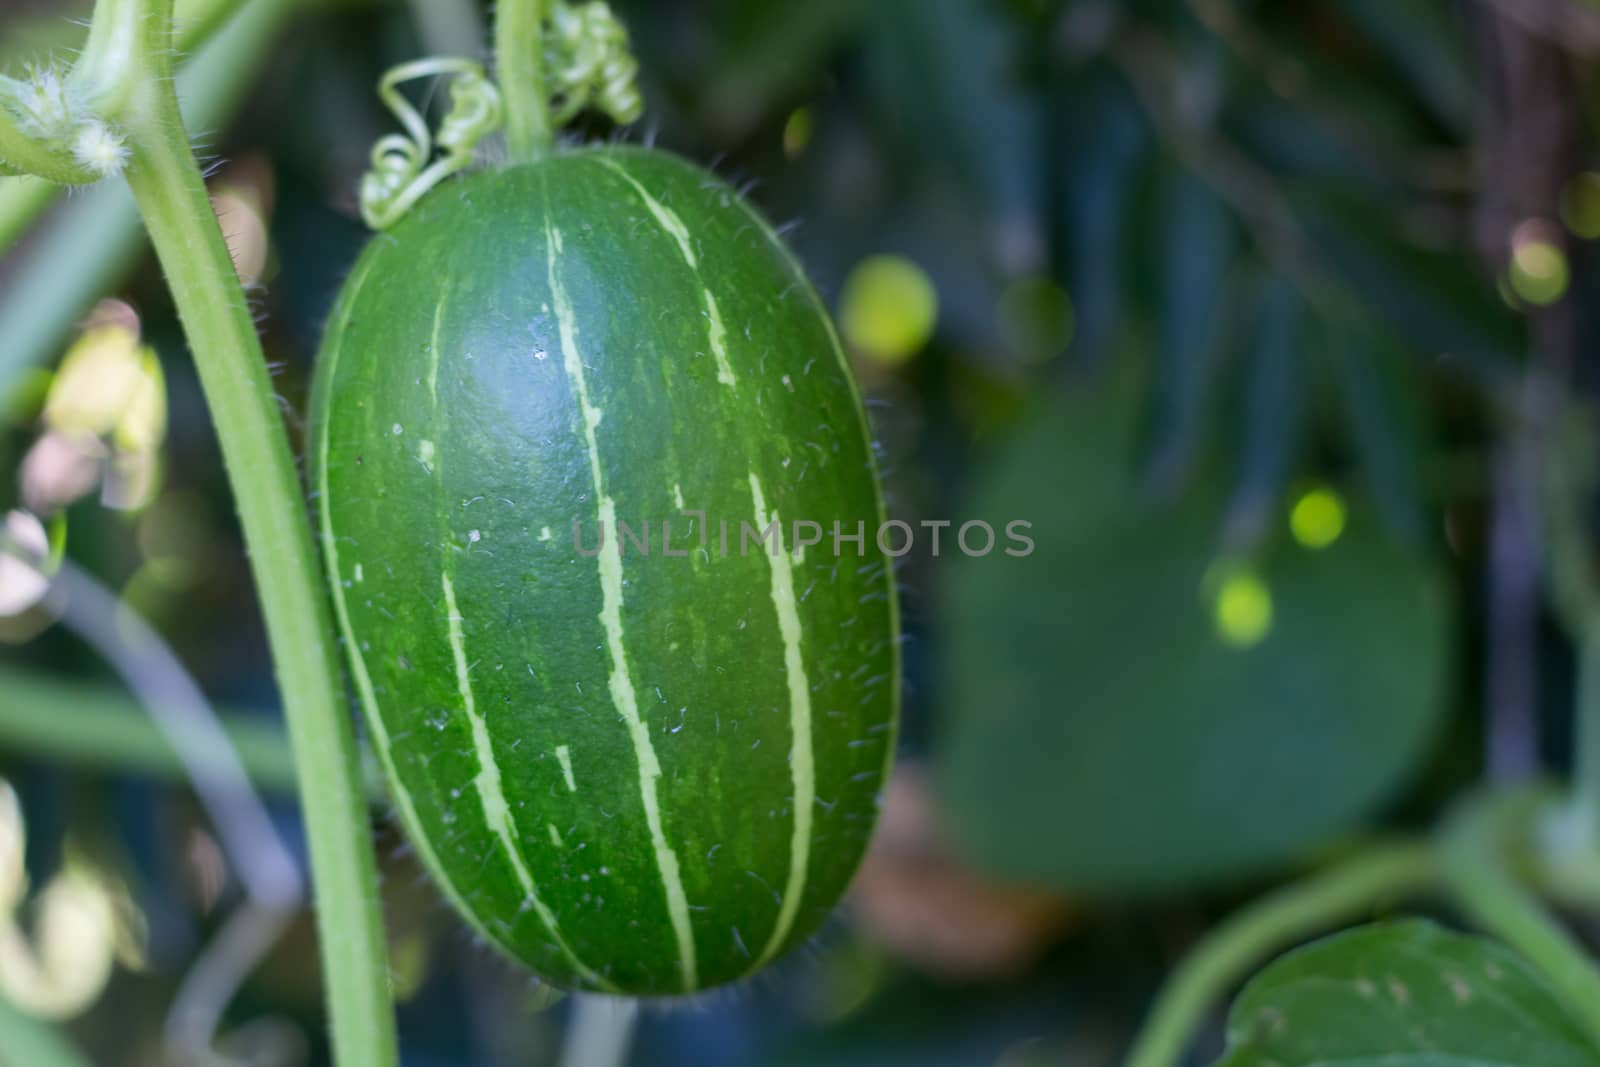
[1121,842,1438,1067]
[0,109,98,185]
[1443,788,1600,1048]
[0,0,300,407]
[0,0,244,257]
[495,0,553,161]
[74,0,398,1060]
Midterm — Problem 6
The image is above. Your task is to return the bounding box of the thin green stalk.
[0,669,386,799]
[0,176,54,251]
[1538,413,1600,848]
[1443,788,1600,1048]
[0,110,97,186]
[77,0,397,1060]
[495,0,553,161]
[0,668,308,795]
[1577,630,1600,848]
[0,993,90,1067]
[1122,842,1439,1067]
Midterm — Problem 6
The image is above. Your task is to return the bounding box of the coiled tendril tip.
[360,59,503,231]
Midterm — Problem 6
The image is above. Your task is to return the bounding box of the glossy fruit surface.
[311,147,899,994]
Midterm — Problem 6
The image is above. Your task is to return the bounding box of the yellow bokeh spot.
[1508,239,1569,306]
[1213,571,1273,648]
[1563,172,1600,240]
[783,106,814,160]
[1290,487,1347,550]
[840,255,939,366]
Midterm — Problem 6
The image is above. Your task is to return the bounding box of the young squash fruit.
[311,146,900,995]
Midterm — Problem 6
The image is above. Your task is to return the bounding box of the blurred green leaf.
[936,354,1453,894]
[1294,186,1523,385]
[1213,921,1600,1067]
[1317,311,1430,544]
[1144,166,1238,496]
[0,992,90,1067]
[1053,67,1149,362]
[1337,0,1474,134]
[864,0,1045,271]
[694,0,863,136]
[1223,276,1305,545]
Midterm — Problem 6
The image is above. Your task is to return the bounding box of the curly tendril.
[359,59,503,231]
[545,1,644,128]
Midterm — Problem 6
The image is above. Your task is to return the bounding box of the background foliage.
[3,0,1598,1063]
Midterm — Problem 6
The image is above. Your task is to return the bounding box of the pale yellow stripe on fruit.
[555,745,578,792]
[440,572,615,991]
[702,290,737,387]
[316,263,481,942]
[427,288,447,407]
[739,198,903,787]
[545,216,700,990]
[597,157,698,268]
[597,157,737,388]
[746,472,815,972]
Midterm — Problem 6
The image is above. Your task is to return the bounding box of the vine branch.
[1121,842,1438,1067]
[1443,788,1600,1048]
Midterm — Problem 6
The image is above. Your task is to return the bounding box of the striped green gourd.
[311,146,900,995]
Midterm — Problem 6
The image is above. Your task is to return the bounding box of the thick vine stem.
[496,0,554,161]
[1442,787,1600,1048]
[1121,842,1438,1067]
[69,0,399,1061]
[493,0,643,165]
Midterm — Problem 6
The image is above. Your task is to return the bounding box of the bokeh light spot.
[1213,570,1273,648]
[1562,172,1600,240]
[840,255,939,366]
[1290,487,1347,550]
[1508,234,1569,307]
[783,106,814,160]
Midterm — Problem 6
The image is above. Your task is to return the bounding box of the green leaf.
[935,354,1453,894]
[1052,68,1148,362]
[1294,186,1522,387]
[1337,0,1474,134]
[1144,167,1239,497]
[693,0,863,135]
[1214,920,1600,1067]
[1223,276,1305,546]
[863,0,1044,269]
[1317,311,1430,545]
[0,993,90,1067]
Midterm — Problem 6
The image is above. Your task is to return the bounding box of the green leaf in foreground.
[1214,920,1600,1067]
